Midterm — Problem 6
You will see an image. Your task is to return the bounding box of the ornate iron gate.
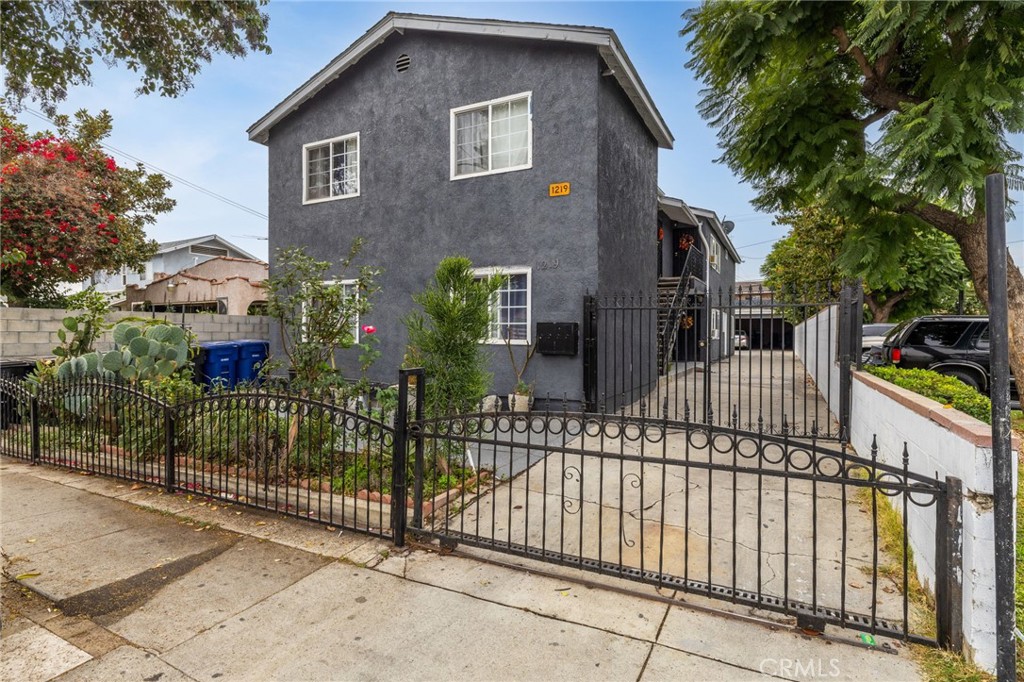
[583,282,863,440]
[396,368,961,648]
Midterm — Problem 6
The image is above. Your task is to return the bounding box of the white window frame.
[711,309,721,340]
[302,132,360,205]
[710,236,722,273]
[450,92,533,181]
[301,279,360,343]
[473,266,532,345]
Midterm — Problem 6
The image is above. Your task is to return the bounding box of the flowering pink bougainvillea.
[361,324,377,335]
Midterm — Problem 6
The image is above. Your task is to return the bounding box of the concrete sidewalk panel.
[398,550,668,640]
[0,619,92,682]
[656,606,919,681]
[52,645,194,682]
[13,519,235,603]
[163,562,652,681]
[108,537,328,652]
[641,644,771,681]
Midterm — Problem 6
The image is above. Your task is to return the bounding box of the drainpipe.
[695,219,710,291]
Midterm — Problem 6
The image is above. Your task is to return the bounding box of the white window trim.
[711,309,721,340]
[302,132,361,205]
[473,266,532,345]
[301,279,360,343]
[450,91,533,181]
[710,237,722,273]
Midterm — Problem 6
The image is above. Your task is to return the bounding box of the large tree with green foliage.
[683,1,1024,380]
[1,109,171,304]
[763,205,977,322]
[1,0,270,116]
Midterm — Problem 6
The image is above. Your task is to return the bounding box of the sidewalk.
[0,457,922,681]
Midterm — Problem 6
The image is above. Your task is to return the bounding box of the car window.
[904,321,972,347]
[863,324,894,336]
[884,319,913,344]
[973,325,989,350]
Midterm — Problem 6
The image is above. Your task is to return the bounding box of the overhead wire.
[23,107,269,222]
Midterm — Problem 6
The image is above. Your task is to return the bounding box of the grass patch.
[851,470,992,681]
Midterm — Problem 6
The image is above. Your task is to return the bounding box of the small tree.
[405,257,501,416]
[263,241,379,392]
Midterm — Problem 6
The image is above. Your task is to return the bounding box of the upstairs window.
[451,93,532,180]
[303,133,359,203]
[710,236,722,272]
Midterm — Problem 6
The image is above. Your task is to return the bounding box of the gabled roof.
[657,191,700,228]
[156,234,259,261]
[247,12,673,149]
[689,206,743,264]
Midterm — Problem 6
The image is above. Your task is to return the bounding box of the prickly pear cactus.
[57,322,190,384]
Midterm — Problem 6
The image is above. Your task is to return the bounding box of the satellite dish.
[722,220,736,234]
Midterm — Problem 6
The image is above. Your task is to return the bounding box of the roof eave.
[247,13,673,149]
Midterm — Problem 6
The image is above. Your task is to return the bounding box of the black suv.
[876,315,1017,401]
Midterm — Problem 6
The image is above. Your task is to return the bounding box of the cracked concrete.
[1,457,922,681]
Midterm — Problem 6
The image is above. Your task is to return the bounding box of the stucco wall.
[265,31,637,400]
[793,304,842,422]
[851,371,1017,673]
[1,307,270,360]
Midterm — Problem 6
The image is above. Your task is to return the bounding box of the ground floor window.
[473,266,531,344]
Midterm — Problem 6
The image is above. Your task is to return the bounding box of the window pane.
[905,321,971,347]
[509,147,528,167]
[455,109,488,175]
[491,151,511,170]
[510,97,529,117]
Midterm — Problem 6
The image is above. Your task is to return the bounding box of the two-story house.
[657,193,741,363]
[249,12,675,401]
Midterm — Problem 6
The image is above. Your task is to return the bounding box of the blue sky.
[18,0,1023,279]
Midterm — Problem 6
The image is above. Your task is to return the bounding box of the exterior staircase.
[657,247,705,375]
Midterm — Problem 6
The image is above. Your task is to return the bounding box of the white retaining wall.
[851,372,1017,673]
[793,305,841,420]
[794,305,1015,672]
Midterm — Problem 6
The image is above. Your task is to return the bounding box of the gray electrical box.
[536,322,578,356]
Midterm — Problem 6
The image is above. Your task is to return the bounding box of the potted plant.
[504,334,537,412]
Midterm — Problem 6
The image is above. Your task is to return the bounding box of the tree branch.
[832,26,874,79]
[859,108,890,127]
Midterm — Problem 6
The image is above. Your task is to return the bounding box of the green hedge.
[865,365,992,424]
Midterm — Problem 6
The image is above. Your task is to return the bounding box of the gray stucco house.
[657,193,741,362]
[249,12,676,401]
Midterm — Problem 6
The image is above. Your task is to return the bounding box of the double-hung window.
[711,309,721,340]
[451,92,532,179]
[473,267,531,344]
[710,236,722,273]
[303,133,359,203]
[301,279,360,342]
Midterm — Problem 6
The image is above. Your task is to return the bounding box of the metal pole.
[392,369,411,546]
[985,173,1015,680]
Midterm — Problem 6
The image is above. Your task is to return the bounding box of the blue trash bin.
[235,340,269,385]
[197,341,240,389]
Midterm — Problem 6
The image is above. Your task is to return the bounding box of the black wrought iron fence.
[584,282,860,440]
[0,375,401,538]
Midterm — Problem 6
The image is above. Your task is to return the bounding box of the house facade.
[657,194,741,362]
[84,235,259,300]
[250,13,673,400]
[120,257,268,316]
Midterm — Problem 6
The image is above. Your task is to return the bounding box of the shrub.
[865,365,992,424]
[404,256,501,416]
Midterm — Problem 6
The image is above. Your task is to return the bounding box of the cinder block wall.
[0,307,270,359]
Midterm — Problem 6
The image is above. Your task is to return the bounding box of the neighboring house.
[119,257,268,316]
[248,12,673,399]
[84,235,259,300]
[657,193,741,362]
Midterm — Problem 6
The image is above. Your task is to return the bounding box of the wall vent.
[395,54,411,73]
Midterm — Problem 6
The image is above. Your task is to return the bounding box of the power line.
[23,108,268,221]
[735,238,779,249]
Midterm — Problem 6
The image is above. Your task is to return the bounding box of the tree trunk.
[956,221,1024,387]
[865,292,906,322]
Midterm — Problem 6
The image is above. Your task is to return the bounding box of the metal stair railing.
[657,246,705,374]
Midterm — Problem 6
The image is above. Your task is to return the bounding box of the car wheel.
[943,370,981,391]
